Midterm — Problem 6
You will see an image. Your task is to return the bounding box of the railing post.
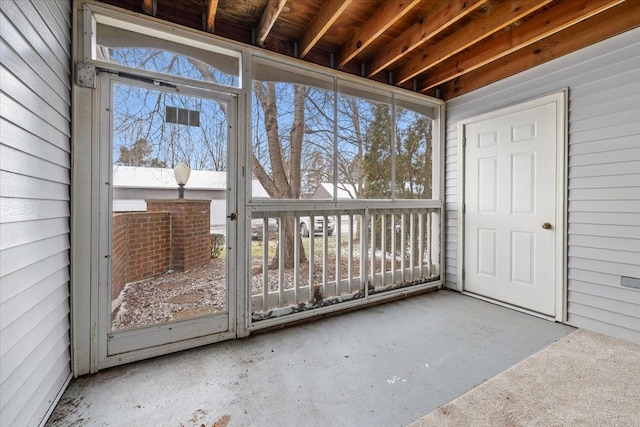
[262,217,268,311]
[294,216,300,304]
[278,216,285,307]
[432,211,440,276]
[369,211,375,291]
[308,214,315,301]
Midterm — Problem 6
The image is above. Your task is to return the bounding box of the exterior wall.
[0,0,73,425]
[444,28,640,344]
[111,212,172,299]
[147,200,211,271]
[112,214,128,297]
[113,187,228,227]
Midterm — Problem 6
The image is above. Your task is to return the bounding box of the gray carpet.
[409,329,640,426]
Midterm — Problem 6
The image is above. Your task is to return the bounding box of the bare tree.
[252,81,308,268]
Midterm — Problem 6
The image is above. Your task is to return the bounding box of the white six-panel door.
[462,99,560,317]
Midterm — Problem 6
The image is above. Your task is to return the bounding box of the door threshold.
[461,291,557,322]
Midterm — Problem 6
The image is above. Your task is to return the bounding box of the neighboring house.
[112,166,269,227]
[310,183,357,200]
[0,1,638,426]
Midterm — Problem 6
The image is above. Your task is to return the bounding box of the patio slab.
[410,328,640,426]
[47,290,574,427]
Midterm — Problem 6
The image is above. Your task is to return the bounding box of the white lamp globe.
[174,162,191,185]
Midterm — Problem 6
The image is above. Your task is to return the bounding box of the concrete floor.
[47,291,574,427]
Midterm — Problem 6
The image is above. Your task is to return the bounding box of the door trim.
[456,91,567,322]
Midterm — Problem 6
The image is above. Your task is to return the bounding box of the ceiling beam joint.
[256,0,288,47]
[205,0,219,33]
[299,0,352,59]
[336,0,421,68]
[142,0,156,16]
[367,0,489,77]
[418,0,625,92]
[395,0,553,85]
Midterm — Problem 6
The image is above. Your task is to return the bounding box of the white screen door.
[98,74,237,361]
[462,96,563,317]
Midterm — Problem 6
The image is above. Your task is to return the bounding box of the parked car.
[299,215,335,237]
[251,218,279,240]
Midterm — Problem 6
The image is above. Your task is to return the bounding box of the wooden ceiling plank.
[299,0,353,59]
[336,0,422,69]
[437,1,640,100]
[419,0,625,91]
[205,0,219,33]
[142,0,156,16]
[367,0,489,77]
[395,0,553,85]
[256,0,288,47]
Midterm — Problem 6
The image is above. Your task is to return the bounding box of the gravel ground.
[112,258,227,330]
[112,254,397,331]
[111,257,316,330]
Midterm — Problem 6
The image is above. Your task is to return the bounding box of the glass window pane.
[252,80,335,200]
[111,81,230,332]
[337,92,392,200]
[395,106,433,199]
[96,24,240,87]
[112,82,227,171]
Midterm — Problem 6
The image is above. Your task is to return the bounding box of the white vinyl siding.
[445,27,640,344]
[0,1,72,426]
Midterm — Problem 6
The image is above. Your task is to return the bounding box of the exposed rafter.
[299,0,352,59]
[205,0,219,33]
[102,0,639,102]
[395,0,553,85]
[142,0,156,16]
[418,0,625,92]
[435,0,640,100]
[367,0,489,77]
[256,0,287,46]
[336,0,422,69]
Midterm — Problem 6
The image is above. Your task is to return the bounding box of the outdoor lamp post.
[173,162,191,199]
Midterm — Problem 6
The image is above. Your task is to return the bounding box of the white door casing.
[458,93,566,319]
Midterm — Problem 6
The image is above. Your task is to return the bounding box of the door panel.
[100,75,237,358]
[464,102,557,316]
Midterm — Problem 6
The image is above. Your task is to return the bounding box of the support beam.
[299,0,352,59]
[336,0,422,68]
[435,1,640,100]
[256,0,287,47]
[418,0,624,91]
[205,0,219,33]
[367,0,489,77]
[142,0,156,16]
[395,0,553,85]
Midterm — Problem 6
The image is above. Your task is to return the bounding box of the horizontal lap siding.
[0,1,72,426]
[444,27,640,344]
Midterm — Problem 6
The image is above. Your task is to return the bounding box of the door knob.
[542,222,552,230]
[227,212,237,221]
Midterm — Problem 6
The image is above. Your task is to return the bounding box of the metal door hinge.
[76,63,96,88]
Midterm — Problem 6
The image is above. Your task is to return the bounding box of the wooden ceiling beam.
[256,0,287,47]
[367,0,489,77]
[299,0,352,59]
[436,1,640,101]
[336,0,422,69]
[395,0,553,85]
[205,0,219,33]
[418,0,625,92]
[142,0,156,16]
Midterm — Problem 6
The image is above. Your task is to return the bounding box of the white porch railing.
[249,203,441,322]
